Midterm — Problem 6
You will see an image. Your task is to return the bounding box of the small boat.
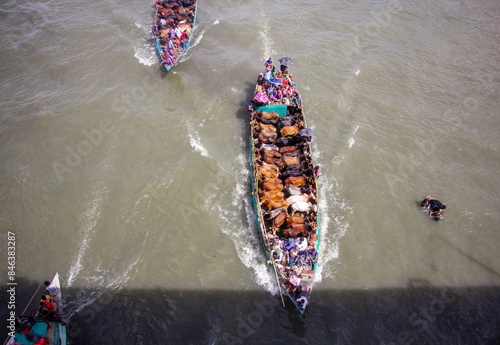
[6,273,67,345]
[152,0,198,71]
[248,57,321,314]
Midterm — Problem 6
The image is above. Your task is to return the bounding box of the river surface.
[1,0,499,344]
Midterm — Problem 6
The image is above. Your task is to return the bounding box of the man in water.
[421,195,447,221]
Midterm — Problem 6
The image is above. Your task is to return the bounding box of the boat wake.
[187,123,209,157]
[67,182,106,288]
[64,179,150,320]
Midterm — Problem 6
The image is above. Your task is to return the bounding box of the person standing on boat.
[265,57,273,68]
[44,280,59,298]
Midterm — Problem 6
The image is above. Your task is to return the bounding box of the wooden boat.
[248,58,321,314]
[6,273,67,345]
[152,0,198,71]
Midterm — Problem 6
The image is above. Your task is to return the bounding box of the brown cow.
[262,149,281,159]
[282,155,300,166]
[263,156,284,169]
[288,223,307,231]
[283,228,303,238]
[279,146,298,154]
[261,180,283,192]
[280,124,300,137]
[258,123,277,133]
[261,198,288,210]
[257,166,279,178]
[259,111,279,120]
[258,133,277,144]
[272,211,287,232]
[259,190,284,200]
[284,175,306,187]
[286,216,305,224]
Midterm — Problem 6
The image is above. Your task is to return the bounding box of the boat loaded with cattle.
[6,273,67,345]
[248,57,321,314]
[152,0,198,71]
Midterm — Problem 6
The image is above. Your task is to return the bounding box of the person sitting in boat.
[272,246,283,262]
[307,247,318,265]
[265,57,273,68]
[296,236,308,252]
[296,295,308,309]
[281,65,289,77]
[44,280,60,303]
[285,238,296,251]
[264,68,272,81]
[161,54,173,66]
[39,295,66,326]
[180,29,188,43]
[16,315,35,335]
[270,87,283,103]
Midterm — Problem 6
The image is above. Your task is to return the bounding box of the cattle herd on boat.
[249,59,320,311]
[152,0,196,67]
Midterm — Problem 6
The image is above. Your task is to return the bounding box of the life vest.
[43,301,54,311]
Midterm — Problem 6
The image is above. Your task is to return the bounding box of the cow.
[280,124,300,137]
[261,198,288,210]
[290,201,313,214]
[261,180,283,192]
[272,210,287,233]
[263,207,287,220]
[257,165,279,178]
[279,145,299,154]
[286,194,309,205]
[258,122,277,133]
[286,216,306,224]
[259,111,280,120]
[261,149,281,159]
[259,190,285,200]
[284,185,302,196]
[282,155,300,166]
[284,175,307,187]
[283,228,304,238]
[276,136,300,147]
[263,156,284,169]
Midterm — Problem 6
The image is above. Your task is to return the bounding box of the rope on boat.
[22,286,41,316]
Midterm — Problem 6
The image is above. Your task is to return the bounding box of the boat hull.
[152,1,198,71]
[7,273,67,345]
[248,62,320,314]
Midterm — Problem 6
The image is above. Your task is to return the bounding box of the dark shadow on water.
[2,277,499,345]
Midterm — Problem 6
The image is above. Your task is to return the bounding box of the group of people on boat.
[9,280,65,345]
[249,66,320,310]
[153,0,196,67]
[253,58,303,107]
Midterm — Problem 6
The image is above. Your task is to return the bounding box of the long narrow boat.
[248,58,321,314]
[152,0,198,71]
[7,273,67,345]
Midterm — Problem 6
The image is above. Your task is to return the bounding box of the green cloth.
[255,104,288,117]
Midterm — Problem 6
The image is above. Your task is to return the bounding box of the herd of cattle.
[251,107,319,260]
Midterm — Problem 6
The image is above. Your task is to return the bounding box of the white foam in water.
[134,45,157,67]
[258,9,273,59]
[348,126,359,148]
[187,123,209,157]
[348,137,355,148]
[67,183,105,287]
